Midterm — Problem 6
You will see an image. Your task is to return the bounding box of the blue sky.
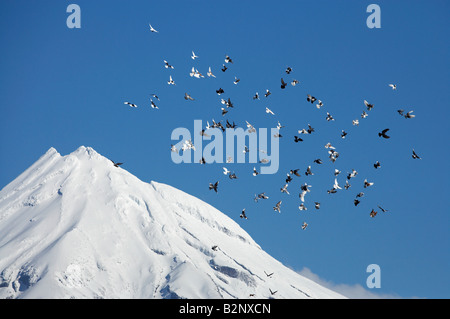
[1,0,449,298]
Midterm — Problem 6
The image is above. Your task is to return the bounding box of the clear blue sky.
[1,0,449,298]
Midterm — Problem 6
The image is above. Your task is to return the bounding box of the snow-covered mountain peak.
[0,147,345,299]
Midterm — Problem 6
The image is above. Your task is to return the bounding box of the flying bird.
[281,78,287,89]
[305,165,313,176]
[264,271,274,278]
[291,79,299,86]
[225,55,233,64]
[124,102,137,108]
[150,93,160,100]
[378,205,389,213]
[234,77,240,85]
[150,99,159,109]
[264,89,271,97]
[370,209,377,218]
[364,100,374,111]
[254,192,269,202]
[111,160,123,168]
[246,121,256,133]
[378,128,390,139]
[149,24,158,33]
[315,202,320,209]
[294,136,303,143]
[191,51,199,60]
[374,161,381,169]
[221,64,228,72]
[314,159,323,164]
[273,201,282,213]
[216,88,224,95]
[344,180,351,190]
[326,112,335,121]
[352,119,359,126]
[228,172,238,180]
[184,93,194,101]
[253,167,260,176]
[364,179,374,188]
[298,203,307,211]
[412,149,421,159]
[316,100,323,109]
[301,222,308,230]
[209,181,219,193]
[334,178,342,190]
[285,67,292,74]
[207,67,216,78]
[240,209,248,219]
[265,107,275,115]
[307,94,316,103]
[341,130,348,139]
[404,111,415,119]
[163,60,174,69]
[389,84,397,90]
[280,184,290,195]
[290,169,301,177]
[253,92,260,100]
[167,75,175,85]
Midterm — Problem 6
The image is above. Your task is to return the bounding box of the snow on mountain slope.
[0,146,345,299]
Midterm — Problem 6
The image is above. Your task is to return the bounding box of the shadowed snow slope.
[0,146,345,299]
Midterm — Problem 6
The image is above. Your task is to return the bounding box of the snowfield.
[0,146,345,299]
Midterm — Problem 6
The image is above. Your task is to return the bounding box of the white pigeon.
[389,84,397,90]
[223,167,230,175]
[149,24,158,33]
[234,77,240,85]
[170,144,177,153]
[207,67,216,78]
[334,178,342,190]
[352,119,359,126]
[191,51,199,60]
[265,107,275,115]
[168,75,175,85]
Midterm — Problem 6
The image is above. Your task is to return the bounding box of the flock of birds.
[119,22,423,299]
[122,23,422,234]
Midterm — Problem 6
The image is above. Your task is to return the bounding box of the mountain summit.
[0,146,344,299]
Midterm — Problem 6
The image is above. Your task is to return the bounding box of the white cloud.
[297,267,402,299]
